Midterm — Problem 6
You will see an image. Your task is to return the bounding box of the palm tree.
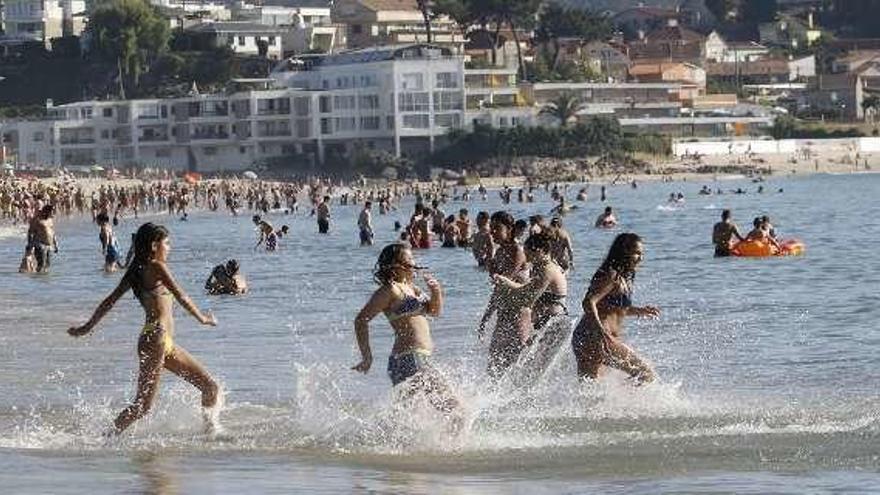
[540,93,583,127]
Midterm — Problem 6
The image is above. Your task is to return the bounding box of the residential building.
[186,21,287,59]
[272,43,465,157]
[806,73,866,120]
[331,0,462,51]
[831,50,880,73]
[758,12,822,50]
[704,31,769,63]
[706,55,816,85]
[230,0,342,54]
[628,62,706,102]
[543,39,630,81]
[627,20,705,65]
[2,0,86,47]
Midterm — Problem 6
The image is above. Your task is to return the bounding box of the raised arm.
[68,276,132,337]
[352,287,392,374]
[494,271,551,308]
[422,274,443,317]
[155,262,216,326]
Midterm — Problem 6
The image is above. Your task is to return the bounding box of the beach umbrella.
[3,163,13,170]
[90,165,105,172]
[243,171,258,180]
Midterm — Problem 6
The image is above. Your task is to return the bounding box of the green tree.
[770,115,797,139]
[540,93,584,127]
[88,0,170,95]
[535,4,612,70]
[740,0,777,24]
[705,0,738,22]
[495,0,541,80]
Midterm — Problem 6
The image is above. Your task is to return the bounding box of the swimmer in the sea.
[595,206,618,228]
[68,223,221,435]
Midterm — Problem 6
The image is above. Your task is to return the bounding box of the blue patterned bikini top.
[385,284,430,322]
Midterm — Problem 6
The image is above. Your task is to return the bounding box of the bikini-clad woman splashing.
[572,233,660,384]
[68,222,222,435]
[352,243,463,428]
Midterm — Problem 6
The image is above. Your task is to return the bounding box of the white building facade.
[2,0,86,46]
[271,44,466,157]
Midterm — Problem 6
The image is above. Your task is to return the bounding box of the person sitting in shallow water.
[205,259,248,295]
[595,206,618,228]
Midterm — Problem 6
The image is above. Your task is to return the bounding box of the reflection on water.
[1,174,880,492]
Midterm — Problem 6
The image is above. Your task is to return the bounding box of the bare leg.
[113,339,164,434]
[163,346,219,408]
[605,339,655,384]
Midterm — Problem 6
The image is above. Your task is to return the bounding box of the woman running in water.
[572,233,659,384]
[352,244,460,417]
[478,211,529,378]
[68,223,221,435]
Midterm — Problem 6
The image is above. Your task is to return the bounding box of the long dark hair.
[123,223,169,298]
[597,233,642,284]
[373,243,408,286]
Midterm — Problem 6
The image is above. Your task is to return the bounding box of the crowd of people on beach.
[4,171,779,437]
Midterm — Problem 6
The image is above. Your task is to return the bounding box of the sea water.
[0,173,878,493]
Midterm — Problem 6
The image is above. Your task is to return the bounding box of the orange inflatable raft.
[731,239,805,257]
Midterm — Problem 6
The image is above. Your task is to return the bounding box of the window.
[268,36,276,46]
[101,130,110,139]
[294,97,311,116]
[402,114,429,129]
[103,108,113,118]
[398,92,430,112]
[434,113,461,128]
[433,91,463,111]
[360,116,380,130]
[352,24,363,34]
[387,116,395,130]
[333,95,356,110]
[238,36,246,46]
[204,146,217,156]
[33,132,44,142]
[319,96,332,113]
[359,94,380,110]
[401,73,424,90]
[436,72,458,89]
[359,74,377,87]
[321,118,332,135]
[228,35,234,46]
[334,117,356,132]
[296,119,311,138]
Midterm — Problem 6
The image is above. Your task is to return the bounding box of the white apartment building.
[2,0,86,47]
[0,44,467,171]
[271,44,465,157]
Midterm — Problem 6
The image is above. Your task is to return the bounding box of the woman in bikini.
[352,243,460,415]
[572,233,660,384]
[68,222,221,435]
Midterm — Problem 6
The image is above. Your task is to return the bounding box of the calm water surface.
[1,173,879,494]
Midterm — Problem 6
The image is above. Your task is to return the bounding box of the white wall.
[673,137,880,156]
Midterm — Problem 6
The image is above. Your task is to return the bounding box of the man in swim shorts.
[712,209,745,257]
[27,204,58,273]
[358,201,374,246]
